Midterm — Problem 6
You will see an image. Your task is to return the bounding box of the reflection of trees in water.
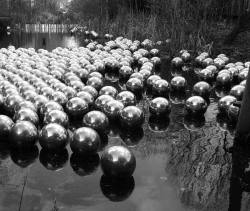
[166,125,233,211]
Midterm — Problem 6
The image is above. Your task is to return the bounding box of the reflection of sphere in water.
[100,175,135,202]
[120,127,144,147]
[215,86,231,98]
[148,115,170,132]
[183,115,205,131]
[169,91,186,104]
[39,148,69,171]
[70,127,100,154]
[108,121,121,138]
[228,104,240,123]
[70,152,100,176]
[101,146,136,178]
[216,113,235,134]
[0,142,10,160]
[10,145,39,168]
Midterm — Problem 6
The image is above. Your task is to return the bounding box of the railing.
[23,24,79,33]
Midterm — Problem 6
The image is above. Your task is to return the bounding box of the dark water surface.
[0,32,249,211]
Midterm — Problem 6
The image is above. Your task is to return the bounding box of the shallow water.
[0,32,249,211]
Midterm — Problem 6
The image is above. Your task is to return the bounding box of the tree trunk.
[224,0,250,44]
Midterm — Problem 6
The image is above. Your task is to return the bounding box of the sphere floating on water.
[39,123,69,150]
[95,95,114,111]
[216,72,231,86]
[146,75,161,90]
[14,108,39,126]
[230,85,245,101]
[126,77,144,94]
[70,127,100,154]
[185,96,208,116]
[83,110,109,134]
[101,145,136,178]
[119,66,133,81]
[4,94,24,114]
[99,86,118,98]
[0,115,14,138]
[43,110,69,128]
[10,121,38,148]
[81,86,98,99]
[51,91,68,107]
[116,91,136,107]
[14,100,37,113]
[218,95,237,114]
[238,70,248,82]
[170,76,187,91]
[198,68,214,81]
[193,81,211,98]
[119,106,144,128]
[66,97,89,119]
[40,101,64,117]
[149,97,171,116]
[171,57,183,68]
[152,79,170,97]
[103,100,124,120]
[86,76,103,91]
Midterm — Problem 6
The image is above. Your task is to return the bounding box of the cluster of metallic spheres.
[0,34,248,201]
[0,38,168,184]
[171,50,248,126]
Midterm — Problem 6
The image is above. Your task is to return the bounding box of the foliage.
[10,0,63,24]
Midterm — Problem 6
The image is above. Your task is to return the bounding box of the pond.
[0,31,249,211]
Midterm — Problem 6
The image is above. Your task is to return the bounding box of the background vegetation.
[8,0,250,56]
